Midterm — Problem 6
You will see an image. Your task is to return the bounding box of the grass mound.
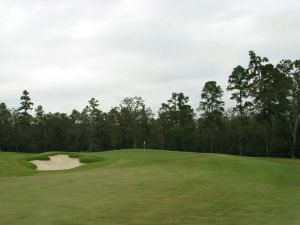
[1,150,300,225]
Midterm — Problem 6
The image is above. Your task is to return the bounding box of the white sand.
[31,154,84,171]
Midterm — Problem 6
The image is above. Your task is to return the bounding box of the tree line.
[0,51,299,157]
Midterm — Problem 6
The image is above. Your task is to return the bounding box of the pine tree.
[199,81,224,153]
[227,65,252,155]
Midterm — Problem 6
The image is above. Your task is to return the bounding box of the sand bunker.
[31,154,84,171]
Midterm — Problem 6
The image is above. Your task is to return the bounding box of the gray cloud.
[0,0,299,114]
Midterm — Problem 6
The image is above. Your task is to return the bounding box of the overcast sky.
[0,0,299,114]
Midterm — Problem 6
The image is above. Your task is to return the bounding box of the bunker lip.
[30,154,84,171]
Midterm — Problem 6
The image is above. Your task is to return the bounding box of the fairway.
[1,150,300,225]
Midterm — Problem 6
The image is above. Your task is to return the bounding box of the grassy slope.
[0,150,300,225]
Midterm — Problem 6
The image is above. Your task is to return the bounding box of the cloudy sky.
[0,0,299,114]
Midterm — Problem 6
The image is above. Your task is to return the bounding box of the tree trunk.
[88,124,93,151]
[239,116,243,156]
[265,120,269,157]
[160,126,164,150]
[210,128,213,153]
[133,134,136,149]
[269,121,273,157]
[291,116,298,158]
[89,141,92,152]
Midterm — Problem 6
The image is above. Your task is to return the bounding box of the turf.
[0,150,300,225]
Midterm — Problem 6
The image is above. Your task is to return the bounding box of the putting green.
[0,150,300,225]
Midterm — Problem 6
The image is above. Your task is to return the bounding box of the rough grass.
[0,150,300,225]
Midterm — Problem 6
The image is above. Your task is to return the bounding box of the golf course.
[1,150,300,225]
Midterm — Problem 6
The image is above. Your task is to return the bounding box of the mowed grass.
[1,150,300,225]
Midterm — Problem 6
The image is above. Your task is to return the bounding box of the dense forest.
[0,51,299,157]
